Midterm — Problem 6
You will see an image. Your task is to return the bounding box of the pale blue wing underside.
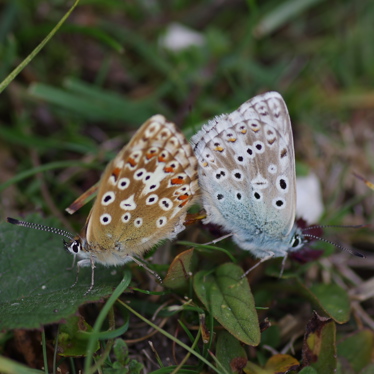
[191,92,300,258]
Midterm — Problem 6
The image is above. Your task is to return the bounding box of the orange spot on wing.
[158,156,166,162]
[127,157,137,166]
[164,167,174,173]
[178,194,189,201]
[112,167,121,178]
[178,199,189,207]
[171,178,184,185]
[214,146,224,152]
[146,153,157,160]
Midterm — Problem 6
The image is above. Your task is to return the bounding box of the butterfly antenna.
[303,224,367,231]
[7,217,75,241]
[302,233,364,258]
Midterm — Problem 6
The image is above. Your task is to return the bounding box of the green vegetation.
[0,1,373,373]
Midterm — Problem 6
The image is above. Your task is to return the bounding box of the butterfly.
[190,92,305,271]
[8,115,199,293]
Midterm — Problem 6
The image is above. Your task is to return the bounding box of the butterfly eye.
[65,240,82,255]
[290,234,303,249]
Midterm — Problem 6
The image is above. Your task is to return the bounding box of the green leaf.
[216,331,247,374]
[298,367,319,374]
[112,338,129,366]
[193,263,260,346]
[337,329,374,373]
[0,215,127,330]
[58,315,99,357]
[278,277,351,324]
[309,284,351,324]
[359,363,374,374]
[301,312,337,374]
[163,248,197,290]
[264,354,299,373]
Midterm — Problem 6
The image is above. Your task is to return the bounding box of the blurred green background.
[1,1,374,372]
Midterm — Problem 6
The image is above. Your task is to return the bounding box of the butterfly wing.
[82,115,198,263]
[191,92,296,256]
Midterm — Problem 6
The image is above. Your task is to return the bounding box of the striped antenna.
[7,217,75,241]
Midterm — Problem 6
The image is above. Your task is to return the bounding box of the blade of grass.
[0,0,80,93]
[254,0,324,37]
[0,161,98,192]
[84,269,132,374]
[118,300,222,373]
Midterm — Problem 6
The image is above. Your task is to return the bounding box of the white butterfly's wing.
[191,92,296,256]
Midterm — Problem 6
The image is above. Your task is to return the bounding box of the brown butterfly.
[8,115,199,293]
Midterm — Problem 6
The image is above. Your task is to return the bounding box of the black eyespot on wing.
[234,172,241,179]
[276,200,284,207]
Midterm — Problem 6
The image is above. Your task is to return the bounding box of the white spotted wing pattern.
[69,115,199,266]
[191,92,304,259]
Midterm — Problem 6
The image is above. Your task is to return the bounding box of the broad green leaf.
[337,329,374,373]
[193,263,260,346]
[0,215,127,330]
[163,248,197,290]
[275,277,351,323]
[216,331,247,374]
[302,312,336,374]
[310,284,350,324]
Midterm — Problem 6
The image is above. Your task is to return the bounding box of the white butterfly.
[191,92,305,267]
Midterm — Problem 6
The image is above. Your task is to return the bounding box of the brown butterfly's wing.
[80,115,198,264]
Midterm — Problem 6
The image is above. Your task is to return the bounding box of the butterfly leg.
[129,256,162,283]
[241,252,275,278]
[279,254,288,278]
[84,256,96,296]
[66,254,77,270]
[70,258,91,290]
[202,233,233,246]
